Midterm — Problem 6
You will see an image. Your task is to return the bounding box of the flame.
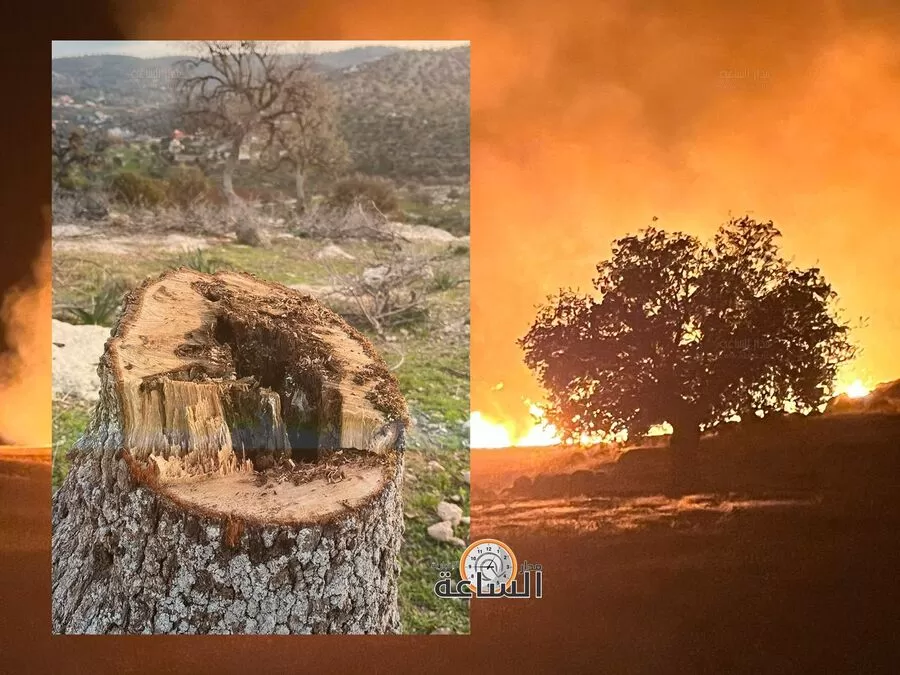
[471,403,676,449]
[841,379,871,399]
[471,403,560,449]
[470,411,513,449]
[0,230,51,447]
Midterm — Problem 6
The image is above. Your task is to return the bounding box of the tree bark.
[52,270,410,634]
[223,136,242,200]
[669,409,701,494]
[294,167,308,213]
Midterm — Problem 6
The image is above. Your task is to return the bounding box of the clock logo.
[459,539,518,592]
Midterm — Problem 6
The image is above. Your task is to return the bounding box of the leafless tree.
[173,41,303,202]
[261,65,349,212]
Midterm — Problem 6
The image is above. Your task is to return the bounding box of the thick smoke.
[114,2,900,435]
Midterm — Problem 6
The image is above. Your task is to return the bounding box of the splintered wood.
[108,268,409,523]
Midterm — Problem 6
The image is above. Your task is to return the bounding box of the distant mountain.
[312,46,404,70]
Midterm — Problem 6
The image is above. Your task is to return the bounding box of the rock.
[431,628,454,635]
[461,470,470,484]
[362,265,390,285]
[107,211,131,228]
[426,460,445,473]
[235,224,271,248]
[427,520,454,542]
[436,501,463,526]
[385,221,460,243]
[52,319,111,402]
[75,195,109,221]
[461,516,470,525]
[315,244,356,261]
[427,521,465,546]
[450,495,461,503]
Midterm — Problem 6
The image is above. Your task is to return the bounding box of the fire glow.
[470,402,559,449]
[841,379,871,399]
[472,375,874,450]
[470,389,668,449]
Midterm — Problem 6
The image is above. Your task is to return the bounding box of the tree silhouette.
[519,216,856,485]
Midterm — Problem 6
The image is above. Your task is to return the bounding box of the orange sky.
[35,1,900,441]
[460,1,900,434]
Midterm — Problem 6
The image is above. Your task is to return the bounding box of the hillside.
[51,45,470,183]
[327,47,470,182]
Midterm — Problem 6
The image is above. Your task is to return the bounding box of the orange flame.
[0,232,51,447]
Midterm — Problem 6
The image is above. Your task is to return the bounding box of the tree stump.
[51,269,410,634]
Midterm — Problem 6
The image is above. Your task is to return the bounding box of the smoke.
[0,218,51,446]
[113,1,900,434]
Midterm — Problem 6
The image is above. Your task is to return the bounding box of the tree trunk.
[223,137,241,200]
[669,409,701,494]
[52,269,410,634]
[295,167,308,214]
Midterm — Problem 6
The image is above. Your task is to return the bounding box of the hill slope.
[51,46,470,183]
[328,46,470,182]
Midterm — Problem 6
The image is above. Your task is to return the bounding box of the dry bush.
[321,210,464,335]
[327,174,398,215]
[293,202,403,242]
[108,172,168,208]
[165,166,216,208]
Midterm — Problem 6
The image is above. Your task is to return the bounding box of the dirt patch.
[52,227,220,255]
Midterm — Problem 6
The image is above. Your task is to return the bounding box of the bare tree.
[174,41,302,202]
[261,65,349,213]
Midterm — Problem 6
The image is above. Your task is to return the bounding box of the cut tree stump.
[51,269,410,634]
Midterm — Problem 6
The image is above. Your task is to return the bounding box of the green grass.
[398,196,470,236]
[208,242,363,285]
[387,333,470,633]
[52,401,92,492]
[398,446,470,634]
[393,340,469,426]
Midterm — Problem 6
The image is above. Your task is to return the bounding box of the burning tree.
[519,216,856,486]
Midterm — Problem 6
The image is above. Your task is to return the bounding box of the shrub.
[108,171,167,207]
[166,166,215,208]
[327,174,398,215]
[429,269,459,292]
[60,277,129,326]
[172,248,229,273]
[408,187,433,207]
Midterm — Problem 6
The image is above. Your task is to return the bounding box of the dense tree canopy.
[519,216,856,452]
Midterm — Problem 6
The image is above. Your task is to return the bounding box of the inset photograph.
[50,40,470,635]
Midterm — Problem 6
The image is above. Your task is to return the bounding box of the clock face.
[459,539,518,592]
